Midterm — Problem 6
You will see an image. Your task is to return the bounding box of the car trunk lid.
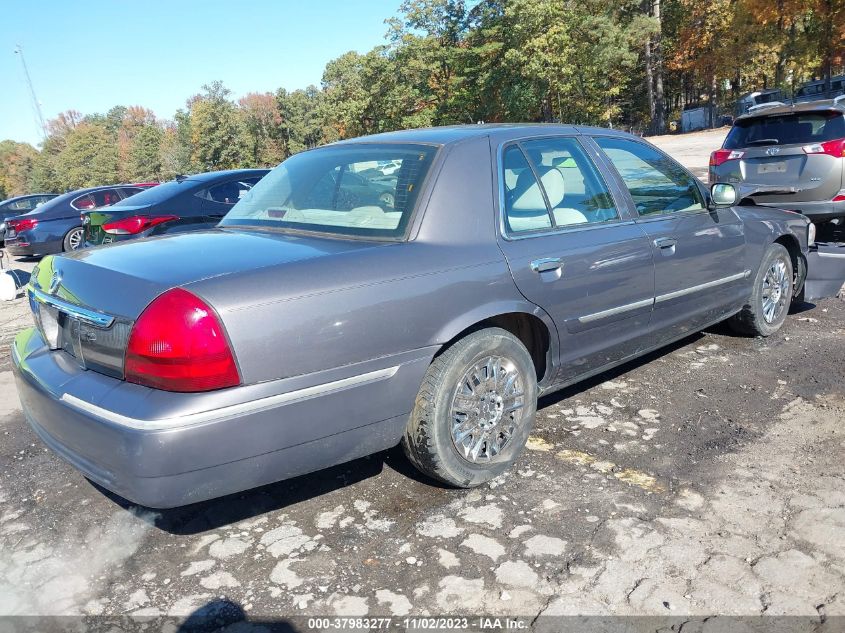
[27,228,387,379]
[738,145,841,203]
[83,205,148,245]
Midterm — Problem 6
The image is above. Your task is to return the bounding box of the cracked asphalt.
[0,133,843,629]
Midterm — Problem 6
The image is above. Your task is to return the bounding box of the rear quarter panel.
[735,205,810,271]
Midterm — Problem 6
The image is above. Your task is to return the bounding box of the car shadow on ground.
[92,442,450,535]
[537,331,706,410]
[95,317,802,534]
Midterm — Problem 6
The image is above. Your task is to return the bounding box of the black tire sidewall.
[427,329,538,486]
[750,244,793,336]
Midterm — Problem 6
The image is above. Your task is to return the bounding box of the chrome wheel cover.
[761,257,790,324]
[67,228,83,250]
[450,355,525,464]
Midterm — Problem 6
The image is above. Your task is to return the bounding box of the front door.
[591,136,748,342]
[495,136,655,386]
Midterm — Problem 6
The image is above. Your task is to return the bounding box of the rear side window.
[502,146,553,233]
[725,112,845,149]
[502,138,618,234]
[594,137,705,216]
[72,194,95,210]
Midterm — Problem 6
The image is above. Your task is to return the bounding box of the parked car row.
[12,124,812,508]
[5,184,155,256]
[2,170,276,257]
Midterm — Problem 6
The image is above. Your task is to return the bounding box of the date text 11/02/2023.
[305,617,528,630]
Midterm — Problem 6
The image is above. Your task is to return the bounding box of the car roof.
[736,99,845,121]
[179,168,272,183]
[0,193,58,202]
[328,123,632,147]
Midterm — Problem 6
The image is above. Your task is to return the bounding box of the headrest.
[512,167,566,211]
[538,168,565,208]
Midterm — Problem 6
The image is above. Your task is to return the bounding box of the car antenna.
[175,174,188,182]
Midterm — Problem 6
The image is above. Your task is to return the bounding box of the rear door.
[722,111,845,204]
[495,136,655,385]
[591,136,748,342]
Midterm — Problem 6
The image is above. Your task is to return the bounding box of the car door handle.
[530,257,564,274]
[653,237,677,249]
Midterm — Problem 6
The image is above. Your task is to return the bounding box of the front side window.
[594,137,705,216]
[119,187,144,199]
[502,137,618,234]
[221,144,437,239]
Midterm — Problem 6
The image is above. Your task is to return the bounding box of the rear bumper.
[5,232,61,256]
[12,327,430,508]
[4,238,39,256]
[754,199,845,222]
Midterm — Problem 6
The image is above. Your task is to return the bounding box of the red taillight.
[833,193,845,202]
[125,288,240,392]
[102,215,178,235]
[802,138,845,158]
[8,218,38,232]
[709,149,745,167]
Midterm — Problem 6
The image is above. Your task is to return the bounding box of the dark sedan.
[83,169,269,246]
[13,125,811,508]
[5,184,153,256]
[0,193,59,242]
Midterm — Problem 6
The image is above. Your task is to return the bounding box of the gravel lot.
[0,131,842,629]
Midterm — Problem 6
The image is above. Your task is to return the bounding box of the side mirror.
[710,183,738,207]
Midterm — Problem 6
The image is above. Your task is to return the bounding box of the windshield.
[725,111,845,149]
[220,143,438,239]
[110,179,199,207]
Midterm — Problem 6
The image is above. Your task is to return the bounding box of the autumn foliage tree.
[2,0,842,198]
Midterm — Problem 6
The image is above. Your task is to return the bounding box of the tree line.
[1,0,842,198]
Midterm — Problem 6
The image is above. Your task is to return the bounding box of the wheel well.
[774,234,806,291]
[438,312,551,382]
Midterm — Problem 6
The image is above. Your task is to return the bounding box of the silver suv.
[710,98,845,225]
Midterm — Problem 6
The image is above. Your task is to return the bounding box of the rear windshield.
[219,143,438,239]
[110,180,199,207]
[725,111,845,149]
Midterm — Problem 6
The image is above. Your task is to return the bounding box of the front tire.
[402,327,538,487]
[63,227,84,252]
[729,243,793,337]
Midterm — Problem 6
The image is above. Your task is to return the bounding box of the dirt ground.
[0,134,843,630]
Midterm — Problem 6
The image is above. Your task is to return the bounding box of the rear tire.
[402,328,538,487]
[729,243,793,337]
[63,227,84,252]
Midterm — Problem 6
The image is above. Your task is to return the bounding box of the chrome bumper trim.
[28,287,115,328]
[60,365,400,431]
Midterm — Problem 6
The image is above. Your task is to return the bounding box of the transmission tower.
[14,44,46,141]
